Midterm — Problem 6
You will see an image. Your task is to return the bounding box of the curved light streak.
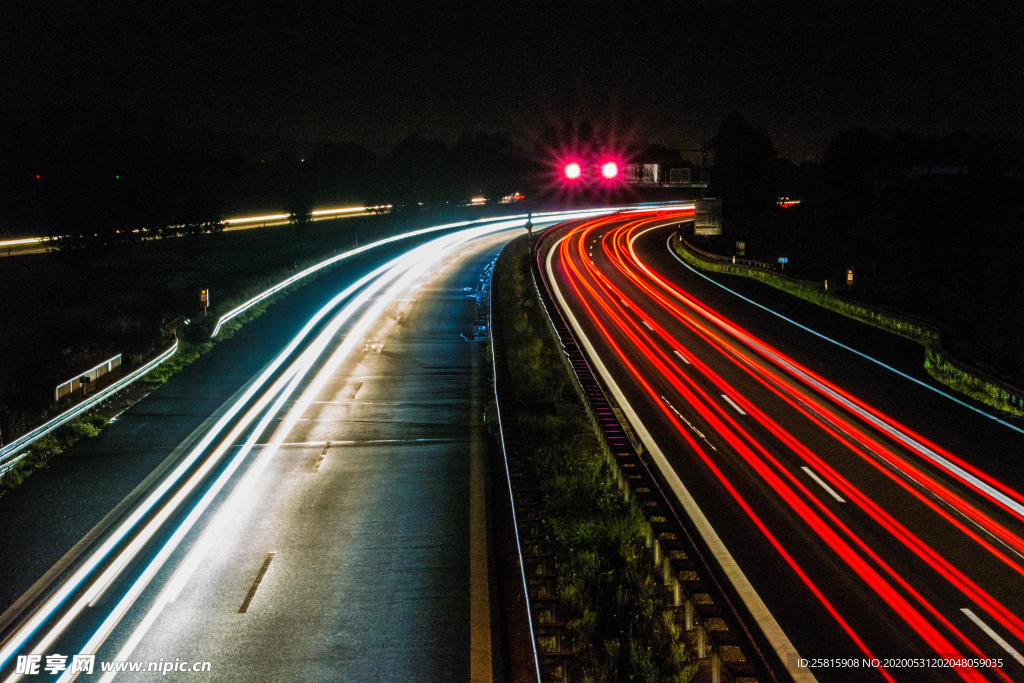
[545,212,1024,682]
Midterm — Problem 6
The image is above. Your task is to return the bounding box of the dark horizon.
[3,0,1021,162]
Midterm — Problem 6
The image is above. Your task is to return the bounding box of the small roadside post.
[200,288,209,321]
[778,256,788,271]
[847,268,854,290]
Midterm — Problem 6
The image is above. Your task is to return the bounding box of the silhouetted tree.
[709,113,778,243]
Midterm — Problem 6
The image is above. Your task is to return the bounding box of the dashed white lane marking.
[661,396,717,451]
[238,553,275,613]
[673,349,691,364]
[800,467,846,503]
[961,608,1024,667]
[269,438,451,446]
[642,320,654,331]
[312,442,330,473]
[721,394,747,415]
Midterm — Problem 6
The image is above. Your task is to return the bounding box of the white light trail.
[70,247,426,683]
[61,221,522,681]
[0,257,404,678]
[1,204,648,678]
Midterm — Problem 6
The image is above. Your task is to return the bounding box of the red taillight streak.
[623,226,1024,521]
[571,246,1004,680]
[596,241,1024,669]
[596,221,1024,643]
[560,227,984,680]
[557,232,897,681]
[608,223,1024,560]
[668,295,1024,579]
[590,219,1024,674]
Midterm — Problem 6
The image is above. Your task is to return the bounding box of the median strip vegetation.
[0,414,108,496]
[491,235,695,682]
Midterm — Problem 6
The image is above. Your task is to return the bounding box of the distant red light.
[564,162,581,180]
[36,175,40,179]
[601,162,618,179]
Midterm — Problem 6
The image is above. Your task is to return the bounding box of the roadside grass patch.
[492,235,695,683]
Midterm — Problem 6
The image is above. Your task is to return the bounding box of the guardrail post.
[662,554,672,585]
[684,599,694,631]
[671,578,681,607]
[711,651,721,683]
[697,624,706,659]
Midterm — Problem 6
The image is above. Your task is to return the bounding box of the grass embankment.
[671,233,1024,418]
[0,414,108,495]
[491,236,695,683]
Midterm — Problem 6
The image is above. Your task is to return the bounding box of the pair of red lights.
[564,161,618,180]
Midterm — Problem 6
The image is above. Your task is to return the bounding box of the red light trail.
[542,210,1024,682]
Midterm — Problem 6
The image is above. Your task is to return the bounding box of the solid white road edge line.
[546,231,817,683]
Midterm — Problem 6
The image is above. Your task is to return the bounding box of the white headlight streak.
[2,205,656,681]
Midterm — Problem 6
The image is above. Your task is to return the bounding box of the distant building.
[621,164,703,187]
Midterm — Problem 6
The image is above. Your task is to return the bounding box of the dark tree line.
[0,122,538,244]
[1,117,710,246]
[706,114,1024,384]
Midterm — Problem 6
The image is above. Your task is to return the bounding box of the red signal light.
[564,162,582,180]
[601,162,618,179]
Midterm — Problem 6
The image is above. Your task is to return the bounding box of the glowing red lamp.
[601,162,618,179]
[564,162,582,180]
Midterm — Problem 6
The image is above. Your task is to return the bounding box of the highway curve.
[539,209,1024,683]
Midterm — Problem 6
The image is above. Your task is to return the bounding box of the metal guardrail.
[0,340,178,477]
[679,231,773,270]
[488,254,544,683]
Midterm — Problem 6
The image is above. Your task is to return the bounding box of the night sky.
[2,0,1021,160]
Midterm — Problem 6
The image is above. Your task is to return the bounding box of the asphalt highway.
[0,220,531,682]
[540,210,1024,683]
[107,229,511,681]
